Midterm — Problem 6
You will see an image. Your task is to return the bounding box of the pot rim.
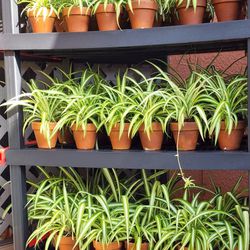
[126,0,158,11]
[170,121,198,131]
[71,123,97,131]
[213,0,240,4]
[220,120,246,130]
[176,0,206,8]
[139,122,163,131]
[32,121,57,130]
[111,123,130,131]
[93,240,122,248]
[62,7,91,16]
[96,3,117,13]
[27,8,56,18]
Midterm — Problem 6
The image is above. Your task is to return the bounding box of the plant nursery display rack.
[1,0,250,249]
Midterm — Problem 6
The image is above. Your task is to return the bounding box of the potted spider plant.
[154,65,208,151]
[209,177,249,250]
[26,167,99,250]
[92,0,123,31]
[122,196,157,250]
[39,69,76,145]
[176,0,207,24]
[2,80,62,149]
[155,191,235,250]
[128,69,167,150]
[212,0,240,22]
[126,0,158,29]
[201,71,247,151]
[75,193,125,250]
[60,0,92,32]
[17,0,57,33]
[100,71,137,150]
[54,69,102,150]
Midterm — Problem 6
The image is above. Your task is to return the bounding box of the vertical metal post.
[2,1,28,250]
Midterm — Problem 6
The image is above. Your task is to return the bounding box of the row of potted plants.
[17,0,245,33]
[17,167,249,250]
[3,62,247,151]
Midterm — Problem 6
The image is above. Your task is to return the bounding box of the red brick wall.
[169,51,248,193]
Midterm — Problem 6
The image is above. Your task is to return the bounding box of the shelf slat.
[0,20,249,61]
[6,149,250,170]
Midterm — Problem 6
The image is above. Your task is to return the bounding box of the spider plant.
[122,198,157,250]
[17,0,58,17]
[52,69,103,149]
[209,177,249,250]
[152,63,209,138]
[127,69,169,139]
[1,80,62,148]
[53,70,102,134]
[26,167,99,250]
[155,191,235,250]
[56,0,92,13]
[100,71,137,138]
[199,71,248,145]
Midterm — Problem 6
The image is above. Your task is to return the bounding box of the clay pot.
[27,9,56,33]
[58,127,74,144]
[218,121,246,151]
[126,0,158,29]
[58,236,79,250]
[54,17,66,32]
[170,122,199,151]
[110,123,131,150]
[62,7,91,32]
[71,123,97,150]
[31,122,58,149]
[139,122,164,150]
[125,242,149,250]
[176,0,206,24]
[96,4,119,31]
[93,241,122,250]
[213,0,240,21]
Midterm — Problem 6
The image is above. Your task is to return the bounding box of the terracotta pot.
[110,123,131,150]
[54,17,66,32]
[58,127,74,144]
[213,0,240,21]
[218,121,246,151]
[93,241,122,250]
[176,0,206,24]
[31,122,58,149]
[59,236,79,250]
[27,9,56,33]
[139,122,164,150]
[126,0,158,29]
[96,4,119,31]
[71,123,97,150]
[125,242,149,250]
[170,122,199,151]
[62,7,91,32]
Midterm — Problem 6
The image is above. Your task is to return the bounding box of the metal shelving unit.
[1,0,250,249]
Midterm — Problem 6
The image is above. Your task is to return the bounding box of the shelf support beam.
[2,1,28,250]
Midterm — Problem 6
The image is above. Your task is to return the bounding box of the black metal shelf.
[6,148,250,170]
[0,20,249,62]
[2,0,250,248]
